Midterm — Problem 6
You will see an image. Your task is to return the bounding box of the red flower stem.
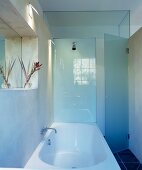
[24,70,35,87]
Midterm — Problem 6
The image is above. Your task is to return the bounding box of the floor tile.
[118,149,139,163]
[114,153,122,163]
[124,163,140,170]
[118,162,126,170]
[138,164,142,170]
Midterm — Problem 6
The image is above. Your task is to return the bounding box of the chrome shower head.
[72,42,76,50]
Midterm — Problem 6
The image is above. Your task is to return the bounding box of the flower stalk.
[19,58,42,88]
[0,59,16,88]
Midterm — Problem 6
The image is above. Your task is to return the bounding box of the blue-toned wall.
[0,90,38,167]
[54,38,96,123]
[0,0,52,167]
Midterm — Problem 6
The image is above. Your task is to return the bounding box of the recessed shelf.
[0,87,38,91]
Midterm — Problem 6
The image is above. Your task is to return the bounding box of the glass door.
[104,34,128,152]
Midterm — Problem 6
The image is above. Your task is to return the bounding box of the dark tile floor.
[114,149,142,170]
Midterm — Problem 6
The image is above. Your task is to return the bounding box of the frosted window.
[73,58,96,85]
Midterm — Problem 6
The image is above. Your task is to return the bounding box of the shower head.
[72,42,76,50]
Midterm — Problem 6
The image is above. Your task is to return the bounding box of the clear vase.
[1,82,11,88]
[24,82,32,89]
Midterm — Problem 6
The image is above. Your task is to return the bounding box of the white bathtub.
[25,123,120,170]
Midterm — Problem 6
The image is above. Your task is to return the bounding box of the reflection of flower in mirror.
[0,59,16,88]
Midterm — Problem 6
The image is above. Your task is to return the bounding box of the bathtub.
[25,123,120,170]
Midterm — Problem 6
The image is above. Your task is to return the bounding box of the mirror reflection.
[0,17,21,88]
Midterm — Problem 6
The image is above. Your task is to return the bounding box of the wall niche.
[0,17,38,89]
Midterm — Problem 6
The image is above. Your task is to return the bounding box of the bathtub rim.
[25,122,120,170]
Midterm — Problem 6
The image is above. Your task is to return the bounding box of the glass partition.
[104,34,128,152]
[54,38,96,122]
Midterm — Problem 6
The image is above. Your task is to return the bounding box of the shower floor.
[114,149,142,170]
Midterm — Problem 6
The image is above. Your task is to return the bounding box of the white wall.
[128,27,142,163]
[0,0,53,167]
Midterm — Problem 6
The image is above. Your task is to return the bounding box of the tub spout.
[40,127,57,135]
[47,128,57,134]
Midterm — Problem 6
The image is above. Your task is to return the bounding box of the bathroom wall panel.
[54,38,96,123]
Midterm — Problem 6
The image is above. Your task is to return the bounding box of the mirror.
[0,17,22,88]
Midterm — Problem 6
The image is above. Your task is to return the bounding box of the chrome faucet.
[40,127,57,135]
[47,127,57,133]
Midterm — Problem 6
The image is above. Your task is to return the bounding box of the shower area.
[45,11,130,152]
[53,38,96,123]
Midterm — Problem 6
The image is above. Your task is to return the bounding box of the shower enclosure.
[45,11,130,152]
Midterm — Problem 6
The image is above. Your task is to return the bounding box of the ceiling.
[44,11,128,27]
[38,0,140,12]
[44,11,129,38]
[38,0,142,35]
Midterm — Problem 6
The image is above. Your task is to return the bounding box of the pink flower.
[34,62,42,71]
[19,58,43,88]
